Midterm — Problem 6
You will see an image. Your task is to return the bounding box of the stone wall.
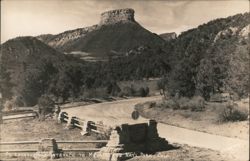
[99,8,135,25]
[95,120,170,161]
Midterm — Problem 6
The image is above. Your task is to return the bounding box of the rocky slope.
[37,8,165,57]
[37,25,99,51]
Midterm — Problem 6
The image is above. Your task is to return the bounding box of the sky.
[1,0,249,43]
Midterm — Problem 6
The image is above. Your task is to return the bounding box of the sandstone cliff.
[159,32,177,41]
[99,8,135,25]
[37,8,165,57]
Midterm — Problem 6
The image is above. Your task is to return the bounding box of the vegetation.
[159,96,205,111]
[219,103,248,122]
[37,95,55,121]
[0,65,14,100]
[163,13,250,99]
[0,13,249,106]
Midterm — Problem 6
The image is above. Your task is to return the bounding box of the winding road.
[63,96,249,161]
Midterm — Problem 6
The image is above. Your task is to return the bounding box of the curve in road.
[63,96,249,161]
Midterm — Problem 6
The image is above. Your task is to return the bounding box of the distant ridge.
[37,8,166,57]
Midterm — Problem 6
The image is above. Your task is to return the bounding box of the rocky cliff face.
[99,8,135,25]
[37,25,99,50]
[37,8,165,56]
[159,32,177,41]
[37,9,137,51]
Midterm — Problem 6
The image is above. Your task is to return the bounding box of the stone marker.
[34,138,62,159]
[95,120,169,161]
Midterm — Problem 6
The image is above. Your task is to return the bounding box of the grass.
[135,97,249,140]
[0,119,97,141]
[156,96,205,111]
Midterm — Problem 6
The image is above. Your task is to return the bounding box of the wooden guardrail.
[0,149,38,153]
[0,139,108,153]
[0,141,39,145]
[56,140,108,143]
[2,112,37,121]
[58,112,112,136]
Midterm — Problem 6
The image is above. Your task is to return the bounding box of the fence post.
[80,121,88,135]
[66,115,72,129]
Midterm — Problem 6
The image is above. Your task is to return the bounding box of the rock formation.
[37,8,165,57]
[99,8,135,25]
[159,32,177,41]
[37,25,99,49]
[213,26,238,42]
[239,24,250,39]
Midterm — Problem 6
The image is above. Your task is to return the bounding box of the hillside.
[165,12,250,99]
[1,11,249,106]
[0,37,88,105]
[0,36,167,106]
[38,8,165,58]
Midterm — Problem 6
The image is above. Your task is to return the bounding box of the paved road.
[63,96,249,161]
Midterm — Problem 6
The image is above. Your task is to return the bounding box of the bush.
[161,99,179,109]
[83,88,108,99]
[176,97,190,110]
[161,96,205,111]
[121,86,149,97]
[38,95,55,120]
[106,81,121,96]
[137,87,149,97]
[189,96,205,111]
[2,96,25,111]
[3,100,13,111]
[121,86,136,97]
[219,103,248,122]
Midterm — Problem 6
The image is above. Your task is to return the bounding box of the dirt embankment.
[135,100,249,140]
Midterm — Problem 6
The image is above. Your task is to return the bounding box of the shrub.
[38,95,55,120]
[176,97,190,110]
[3,100,13,111]
[161,99,179,109]
[161,96,205,111]
[106,81,121,96]
[137,87,150,97]
[219,103,248,122]
[2,96,25,111]
[12,96,25,107]
[189,96,205,111]
[122,86,149,97]
[122,86,136,97]
[83,88,108,98]
[145,87,150,96]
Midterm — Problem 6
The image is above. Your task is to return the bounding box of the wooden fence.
[0,111,112,158]
[2,112,37,121]
[58,112,112,136]
[0,139,108,153]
